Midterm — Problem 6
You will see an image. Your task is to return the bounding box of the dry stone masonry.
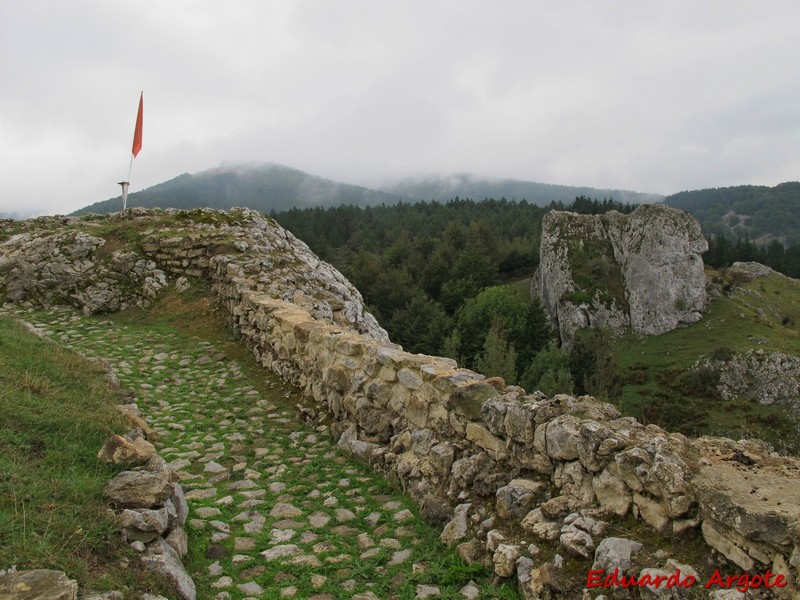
[2,208,799,599]
[100,423,195,600]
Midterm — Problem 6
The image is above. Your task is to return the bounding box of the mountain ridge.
[71,162,414,216]
[665,181,800,245]
[376,172,664,205]
[70,162,664,216]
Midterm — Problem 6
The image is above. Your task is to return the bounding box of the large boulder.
[534,204,707,345]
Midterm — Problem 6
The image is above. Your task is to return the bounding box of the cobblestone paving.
[6,306,513,600]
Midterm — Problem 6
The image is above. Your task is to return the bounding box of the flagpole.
[121,154,134,210]
[120,92,143,212]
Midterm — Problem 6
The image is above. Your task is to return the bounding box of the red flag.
[131,92,143,157]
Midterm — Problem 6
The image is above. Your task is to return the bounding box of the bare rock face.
[0,228,167,313]
[534,204,708,345]
[0,208,388,341]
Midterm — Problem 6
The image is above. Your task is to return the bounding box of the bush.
[624,368,649,385]
[710,346,736,362]
[640,389,709,436]
[672,367,721,399]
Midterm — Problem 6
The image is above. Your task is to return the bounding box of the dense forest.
[275,196,800,398]
[277,197,626,395]
[665,181,800,245]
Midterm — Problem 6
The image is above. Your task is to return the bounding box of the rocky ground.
[2,304,514,600]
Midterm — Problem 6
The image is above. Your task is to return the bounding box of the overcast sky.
[1,1,799,217]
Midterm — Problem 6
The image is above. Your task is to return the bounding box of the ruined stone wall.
[3,208,799,596]
[208,272,799,590]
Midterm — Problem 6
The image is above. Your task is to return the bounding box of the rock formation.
[0,208,387,341]
[534,204,708,345]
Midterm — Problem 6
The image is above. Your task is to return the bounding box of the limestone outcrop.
[0,208,387,341]
[534,204,708,345]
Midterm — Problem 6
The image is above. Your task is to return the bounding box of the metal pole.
[125,154,134,210]
[118,180,130,211]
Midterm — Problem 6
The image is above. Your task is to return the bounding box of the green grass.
[614,268,800,453]
[0,316,170,595]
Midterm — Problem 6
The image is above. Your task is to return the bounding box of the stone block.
[440,503,471,545]
[397,368,423,390]
[544,415,581,461]
[496,478,546,520]
[592,466,632,517]
[466,422,508,461]
[503,402,535,444]
[633,493,670,533]
[429,443,455,476]
[493,544,520,578]
[120,507,170,542]
[141,537,196,600]
[105,470,175,509]
[97,433,156,466]
[449,381,498,420]
[0,569,78,599]
[592,537,642,572]
[406,394,430,428]
[701,520,755,571]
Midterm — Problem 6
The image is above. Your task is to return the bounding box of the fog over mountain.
[376,173,664,205]
[71,163,664,216]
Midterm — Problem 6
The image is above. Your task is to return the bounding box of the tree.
[568,328,622,400]
[520,342,574,396]
[454,285,530,369]
[388,295,451,355]
[453,285,553,375]
[475,320,517,383]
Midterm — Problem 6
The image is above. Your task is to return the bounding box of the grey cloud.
[1,0,799,216]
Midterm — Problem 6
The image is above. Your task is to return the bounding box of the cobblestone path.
[7,306,514,600]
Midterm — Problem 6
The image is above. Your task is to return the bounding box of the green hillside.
[614,267,800,454]
[0,316,170,594]
[71,163,410,216]
[665,181,800,245]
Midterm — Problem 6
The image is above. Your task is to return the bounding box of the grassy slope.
[0,316,169,594]
[614,267,800,453]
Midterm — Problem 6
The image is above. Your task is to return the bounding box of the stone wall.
[3,208,799,597]
[212,279,800,594]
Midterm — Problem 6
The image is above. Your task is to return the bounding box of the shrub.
[710,346,735,362]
